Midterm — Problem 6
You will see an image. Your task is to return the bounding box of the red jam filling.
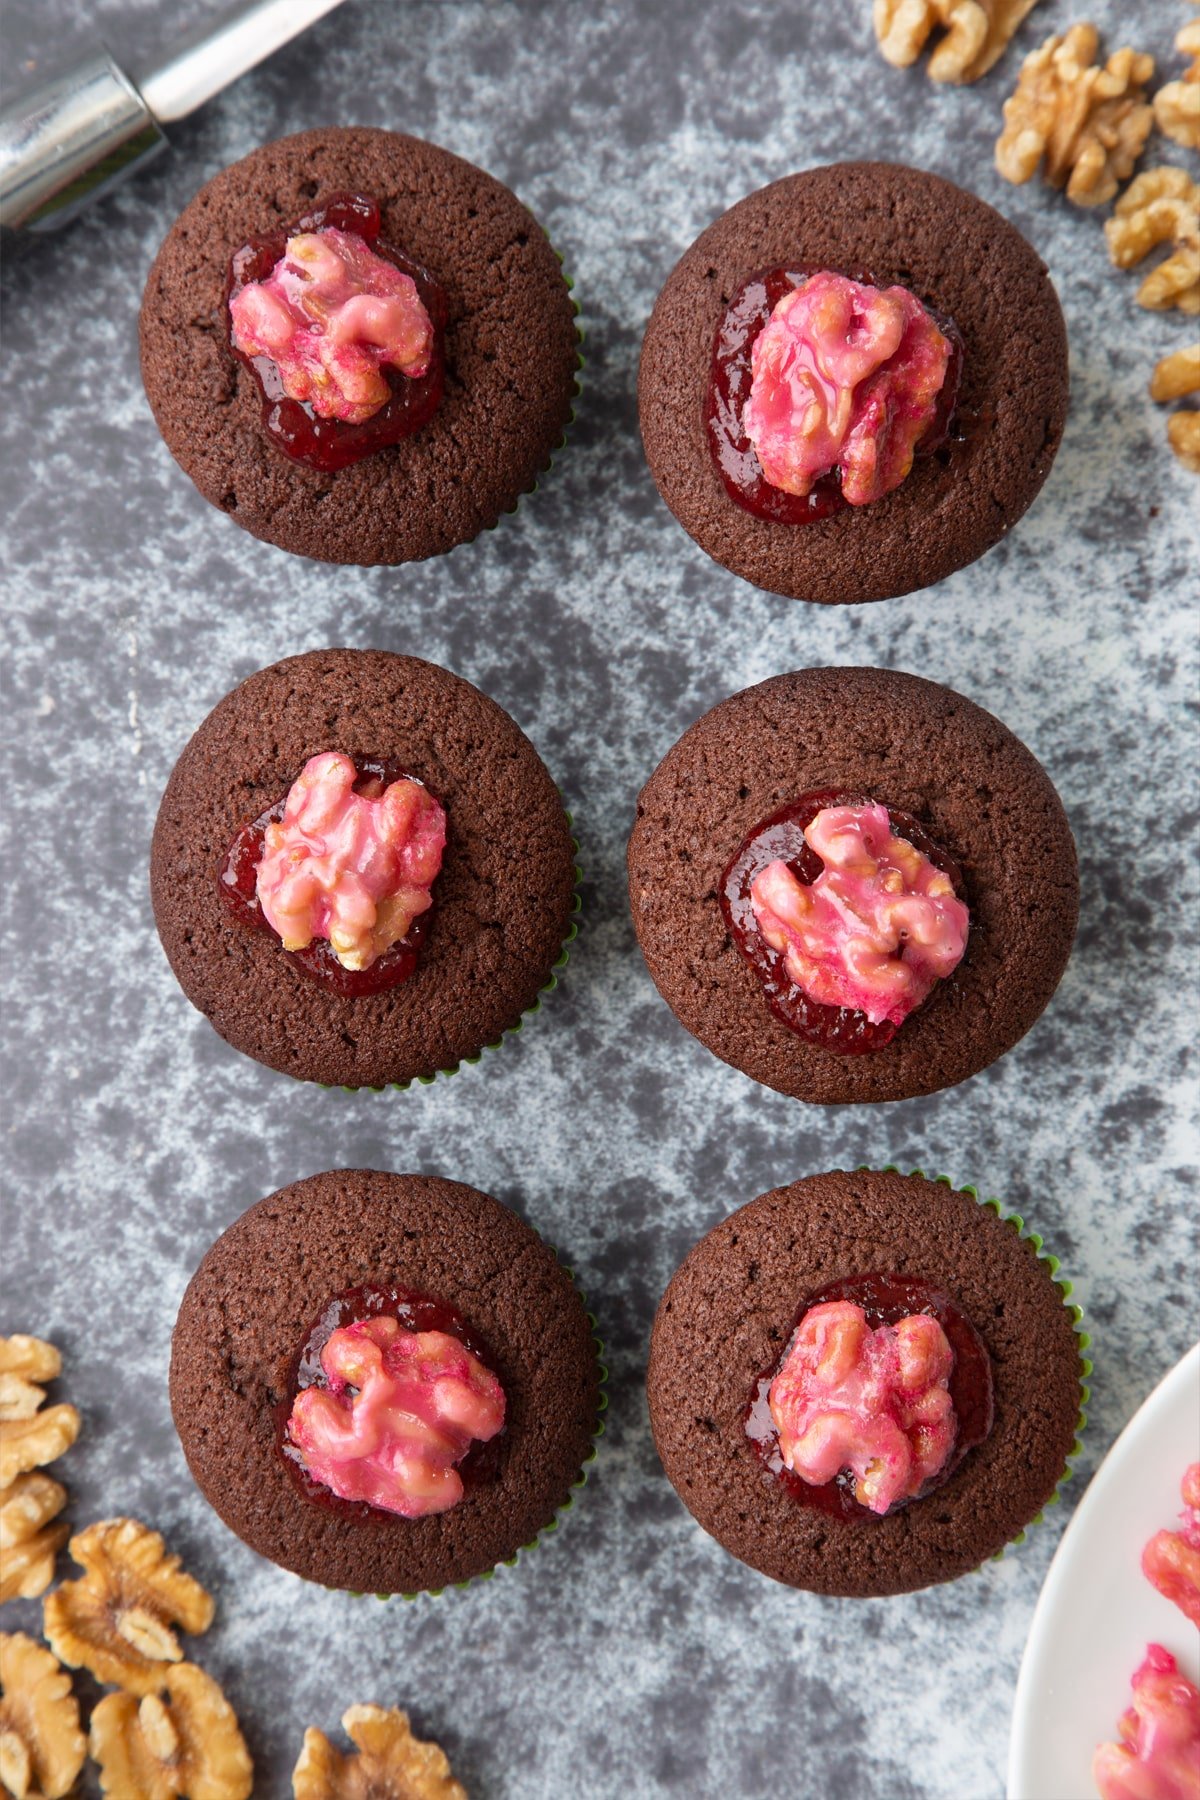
[226,192,447,471]
[706,267,962,523]
[1093,1646,1200,1800]
[219,754,445,998]
[279,1285,506,1520]
[1143,1464,1200,1629]
[745,1272,994,1521]
[721,789,968,1054]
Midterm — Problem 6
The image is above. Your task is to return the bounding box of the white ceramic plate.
[1008,1342,1200,1800]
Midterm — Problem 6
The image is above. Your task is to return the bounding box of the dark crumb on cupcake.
[647,1169,1085,1597]
[171,1171,603,1594]
[140,127,579,565]
[638,161,1068,604]
[627,665,1078,1105]
[151,648,578,1088]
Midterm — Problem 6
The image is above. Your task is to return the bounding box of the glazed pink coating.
[750,803,969,1026]
[741,271,952,505]
[286,1317,506,1518]
[255,752,446,971]
[229,225,434,424]
[767,1299,957,1515]
[1093,1645,1200,1800]
[1143,1463,1200,1629]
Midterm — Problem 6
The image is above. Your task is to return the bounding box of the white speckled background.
[2,1,1197,1794]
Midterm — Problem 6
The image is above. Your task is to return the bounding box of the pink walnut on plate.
[1093,1645,1200,1800]
[1143,1463,1200,1628]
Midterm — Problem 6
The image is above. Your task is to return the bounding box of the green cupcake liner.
[351,1249,608,1602]
[878,1165,1092,1561]
[327,819,582,1095]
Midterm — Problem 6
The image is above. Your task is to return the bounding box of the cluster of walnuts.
[874,4,1200,472]
[0,1335,466,1799]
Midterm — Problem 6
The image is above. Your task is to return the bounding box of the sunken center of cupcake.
[706,269,962,522]
[281,1284,506,1519]
[226,191,448,471]
[220,751,446,997]
[720,789,969,1054]
[745,1272,994,1520]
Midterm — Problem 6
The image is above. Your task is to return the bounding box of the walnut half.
[995,23,1155,205]
[0,1336,78,1493]
[43,1518,214,1696]
[0,1632,86,1800]
[1154,18,1200,151]
[91,1661,253,1800]
[1150,345,1200,473]
[292,1704,467,1800]
[873,0,1040,84]
[0,1473,68,1605]
[1105,167,1200,314]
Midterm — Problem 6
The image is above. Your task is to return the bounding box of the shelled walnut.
[0,1632,86,1800]
[995,23,1154,205]
[91,1661,253,1800]
[1105,167,1200,313]
[1151,345,1200,472]
[1155,18,1200,151]
[292,1704,467,1800]
[0,1474,68,1606]
[873,0,1040,84]
[44,1518,214,1695]
[0,1337,79,1492]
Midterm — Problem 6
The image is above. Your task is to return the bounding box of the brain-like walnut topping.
[43,1518,214,1695]
[90,1662,253,1800]
[286,1318,506,1518]
[996,23,1155,206]
[255,753,447,972]
[1154,19,1200,151]
[873,0,1040,84]
[0,1473,68,1606]
[767,1300,958,1514]
[0,1633,86,1800]
[292,1703,467,1800]
[1142,1463,1200,1626]
[1093,1644,1200,1800]
[0,1335,79,1497]
[1105,168,1200,315]
[229,225,434,425]
[749,803,969,1028]
[741,273,953,508]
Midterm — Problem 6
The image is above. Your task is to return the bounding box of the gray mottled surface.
[2,2,1197,1795]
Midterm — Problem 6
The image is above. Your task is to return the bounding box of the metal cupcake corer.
[0,0,346,231]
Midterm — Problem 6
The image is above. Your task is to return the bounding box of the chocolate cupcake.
[647,1169,1088,1597]
[627,665,1077,1105]
[140,127,579,564]
[151,648,579,1088]
[171,1171,604,1594]
[639,161,1068,604]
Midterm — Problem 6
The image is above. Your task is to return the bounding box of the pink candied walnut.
[286,1316,506,1518]
[229,225,434,424]
[255,752,446,972]
[742,271,953,506]
[767,1299,957,1515]
[1093,1646,1200,1800]
[750,803,969,1027]
[1143,1463,1200,1629]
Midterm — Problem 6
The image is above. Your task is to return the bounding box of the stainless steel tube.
[0,53,165,232]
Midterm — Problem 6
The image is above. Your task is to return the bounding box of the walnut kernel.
[995,23,1155,205]
[0,1406,79,1492]
[1105,167,1200,314]
[1150,344,1200,474]
[90,1662,253,1800]
[292,1703,467,1800]
[0,1632,86,1800]
[0,1473,69,1606]
[1154,19,1200,151]
[874,0,1040,82]
[0,1341,62,1386]
[43,1518,214,1696]
[1166,410,1200,471]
